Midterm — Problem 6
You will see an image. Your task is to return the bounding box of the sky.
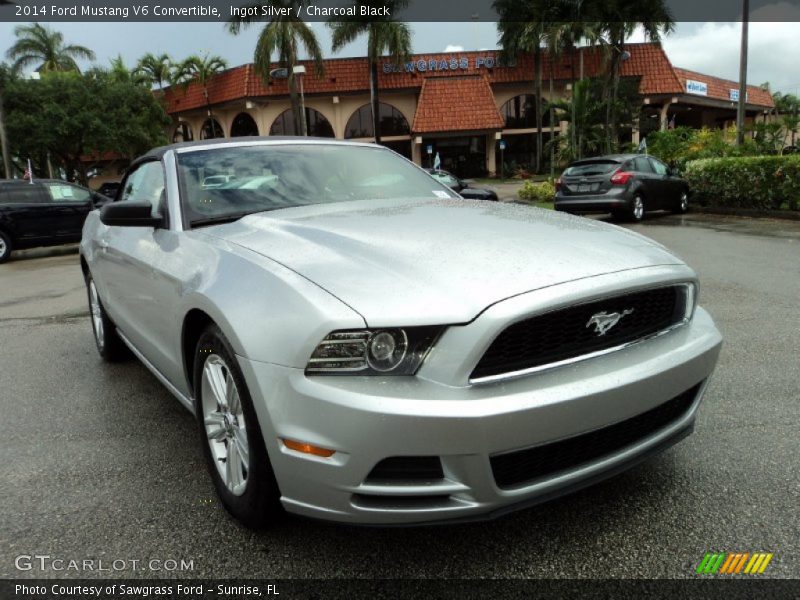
[0,21,799,95]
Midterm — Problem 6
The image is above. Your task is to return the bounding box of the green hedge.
[684,156,800,210]
[518,180,556,203]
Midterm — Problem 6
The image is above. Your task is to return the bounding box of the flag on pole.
[637,138,648,155]
[24,158,34,183]
[433,152,441,170]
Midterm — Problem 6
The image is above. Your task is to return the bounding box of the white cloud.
[662,22,800,95]
[443,44,465,52]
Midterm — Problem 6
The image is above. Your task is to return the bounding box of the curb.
[694,206,800,221]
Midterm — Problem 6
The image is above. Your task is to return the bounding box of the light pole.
[293,65,307,136]
[736,0,749,145]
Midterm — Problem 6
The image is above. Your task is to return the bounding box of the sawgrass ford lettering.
[383,55,517,73]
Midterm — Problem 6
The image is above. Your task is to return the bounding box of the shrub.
[684,155,800,210]
[518,180,556,203]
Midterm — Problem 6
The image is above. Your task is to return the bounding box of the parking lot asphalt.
[1,213,798,580]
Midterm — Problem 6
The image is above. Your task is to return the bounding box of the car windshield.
[563,161,620,177]
[176,143,459,226]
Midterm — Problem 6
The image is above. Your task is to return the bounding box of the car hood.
[206,198,684,325]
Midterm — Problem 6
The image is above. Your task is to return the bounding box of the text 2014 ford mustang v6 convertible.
[80,138,722,527]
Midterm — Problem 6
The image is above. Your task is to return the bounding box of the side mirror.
[92,193,109,208]
[100,201,164,228]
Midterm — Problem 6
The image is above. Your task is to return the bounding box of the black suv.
[554,154,689,222]
[0,179,107,262]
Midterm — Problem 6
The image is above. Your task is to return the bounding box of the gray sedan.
[80,138,722,527]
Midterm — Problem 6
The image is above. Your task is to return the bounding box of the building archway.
[172,122,194,143]
[345,102,411,139]
[200,118,225,140]
[269,108,334,137]
[230,112,259,137]
[500,94,538,129]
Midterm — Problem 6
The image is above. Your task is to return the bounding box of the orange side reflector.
[282,438,335,457]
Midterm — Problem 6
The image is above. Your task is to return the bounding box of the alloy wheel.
[633,196,645,220]
[201,354,249,496]
[89,280,105,350]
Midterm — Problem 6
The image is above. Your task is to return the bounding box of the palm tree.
[545,78,605,164]
[542,7,604,159]
[6,23,95,74]
[584,0,674,151]
[229,0,324,137]
[496,0,558,173]
[0,64,11,178]
[177,53,228,137]
[328,1,412,144]
[135,53,172,90]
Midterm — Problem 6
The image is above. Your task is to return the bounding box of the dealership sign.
[729,89,749,102]
[686,80,708,96]
[383,55,516,74]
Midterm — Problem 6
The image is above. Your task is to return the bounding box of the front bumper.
[238,272,722,525]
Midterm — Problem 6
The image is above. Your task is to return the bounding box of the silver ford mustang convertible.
[80,138,722,526]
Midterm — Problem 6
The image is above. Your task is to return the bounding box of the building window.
[200,118,224,140]
[345,103,410,138]
[173,123,194,143]
[501,95,538,129]
[230,112,259,137]
[269,108,334,137]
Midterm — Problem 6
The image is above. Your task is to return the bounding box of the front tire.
[0,230,12,263]
[85,273,128,361]
[194,325,282,528]
[673,190,689,214]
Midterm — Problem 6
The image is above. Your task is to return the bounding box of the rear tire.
[85,273,129,361]
[194,325,282,528]
[628,195,645,222]
[0,230,12,263]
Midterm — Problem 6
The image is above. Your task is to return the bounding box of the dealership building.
[161,42,774,178]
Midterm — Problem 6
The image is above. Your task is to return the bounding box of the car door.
[1,184,55,244]
[41,182,94,241]
[91,160,172,370]
[649,157,680,208]
[632,156,662,206]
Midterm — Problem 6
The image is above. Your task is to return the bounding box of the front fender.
[176,234,366,369]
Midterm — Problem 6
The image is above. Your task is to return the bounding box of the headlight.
[306,327,442,375]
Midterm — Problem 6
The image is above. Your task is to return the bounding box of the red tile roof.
[673,67,773,107]
[163,43,773,115]
[412,75,504,133]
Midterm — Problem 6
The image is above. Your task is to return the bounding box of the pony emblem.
[586,309,634,336]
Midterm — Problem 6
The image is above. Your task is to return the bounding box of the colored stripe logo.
[696,552,773,574]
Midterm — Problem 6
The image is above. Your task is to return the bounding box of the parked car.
[554,154,690,221]
[0,179,108,262]
[426,168,499,201]
[97,182,121,200]
[81,138,721,527]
